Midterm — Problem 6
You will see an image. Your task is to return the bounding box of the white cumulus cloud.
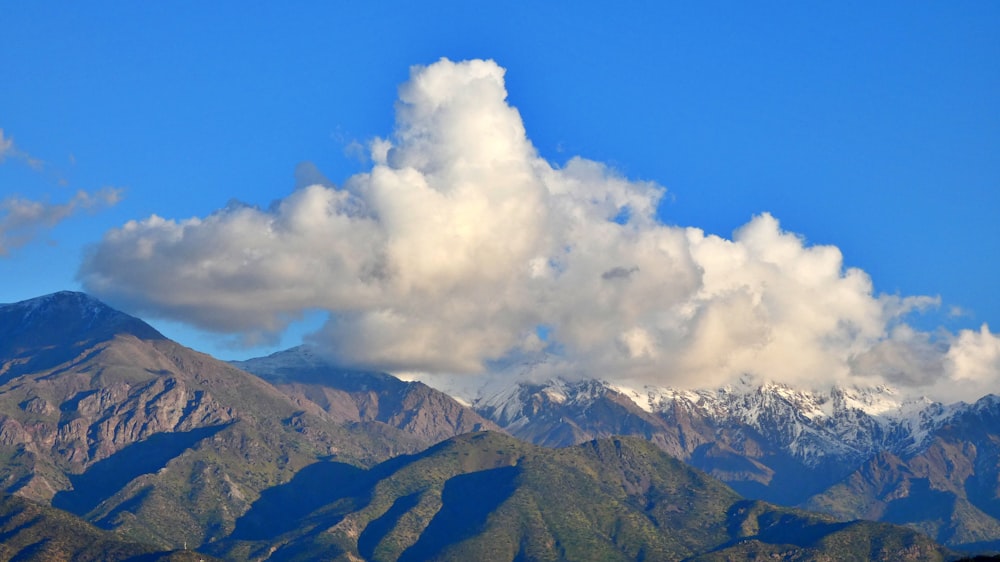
[78,58,1000,401]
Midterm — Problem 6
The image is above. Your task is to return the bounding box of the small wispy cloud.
[0,187,123,256]
[0,129,44,171]
[0,128,123,256]
[0,130,11,159]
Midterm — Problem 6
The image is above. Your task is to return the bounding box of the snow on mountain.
[672,380,966,464]
[3,291,126,328]
[473,377,606,430]
[460,374,966,468]
[0,291,164,378]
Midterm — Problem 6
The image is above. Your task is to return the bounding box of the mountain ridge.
[0,291,982,558]
[226,342,1000,551]
[233,345,502,444]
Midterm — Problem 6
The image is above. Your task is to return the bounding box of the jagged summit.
[471,375,957,464]
[461,375,976,505]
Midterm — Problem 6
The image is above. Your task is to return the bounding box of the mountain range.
[0,291,992,560]
[456,372,1000,550]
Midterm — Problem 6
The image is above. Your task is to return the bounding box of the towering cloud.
[78,58,1000,401]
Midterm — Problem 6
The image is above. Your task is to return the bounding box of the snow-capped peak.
[460,374,963,468]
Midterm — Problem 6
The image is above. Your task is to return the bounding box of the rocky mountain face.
[207,431,951,561]
[0,291,977,559]
[462,375,1000,550]
[0,292,425,549]
[232,346,500,444]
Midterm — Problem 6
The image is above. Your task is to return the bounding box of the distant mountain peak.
[231,344,396,385]
[464,375,964,471]
[6,290,107,313]
[0,291,163,364]
[231,344,331,376]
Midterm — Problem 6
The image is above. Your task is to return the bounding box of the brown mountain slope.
[233,346,501,444]
[0,292,425,549]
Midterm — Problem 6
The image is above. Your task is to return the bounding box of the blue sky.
[2,3,999,395]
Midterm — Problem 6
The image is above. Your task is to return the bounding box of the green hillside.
[209,432,952,561]
[0,493,223,561]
